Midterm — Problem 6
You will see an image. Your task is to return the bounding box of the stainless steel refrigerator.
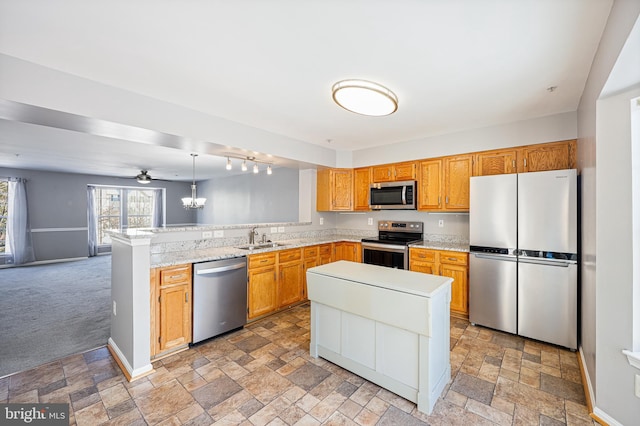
[469,169,578,350]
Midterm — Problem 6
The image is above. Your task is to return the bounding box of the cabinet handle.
[512,160,516,168]
[524,158,527,167]
[445,196,449,204]
[169,274,183,279]
[448,257,457,261]
[438,196,441,205]
[185,292,189,303]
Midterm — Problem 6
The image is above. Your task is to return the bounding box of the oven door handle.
[362,242,407,253]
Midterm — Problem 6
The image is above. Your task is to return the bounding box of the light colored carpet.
[0,255,111,378]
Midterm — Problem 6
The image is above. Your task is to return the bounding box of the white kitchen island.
[306,261,452,415]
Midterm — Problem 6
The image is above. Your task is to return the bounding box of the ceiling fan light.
[332,79,398,116]
[136,170,152,184]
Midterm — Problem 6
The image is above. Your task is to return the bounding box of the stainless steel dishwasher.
[192,257,247,344]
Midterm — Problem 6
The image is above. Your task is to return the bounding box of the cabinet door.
[474,150,518,176]
[519,140,574,173]
[410,261,437,274]
[353,167,371,211]
[394,162,417,181]
[441,264,468,315]
[331,169,354,211]
[334,242,361,262]
[418,159,442,210]
[372,165,394,182]
[158,284,191,352]
[316,168,331,211]
[279,261,304,307]
[302,258,318,299]
[248,266,277,319]
[444,155,472,210]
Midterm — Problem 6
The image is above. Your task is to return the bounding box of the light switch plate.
[319,217,324,225]
[278,226,285,233]
[213,230,224,238]
[635,374,640,398]
[202,231,213,238]
[368,218,373,225]
[271,227,278,233]
[438,219,444,228]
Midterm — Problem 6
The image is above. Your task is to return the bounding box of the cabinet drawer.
[319,244,332,257]
[438,251,468,266]
[278,248,302,263]
[304,246,319,259]
[159,264,191,285]
[249,253,276,268]
[410,249,436,263]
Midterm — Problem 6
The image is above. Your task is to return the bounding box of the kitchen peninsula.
[307,261,452,415]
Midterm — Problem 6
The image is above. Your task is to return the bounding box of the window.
[0,180,7,253]
[93,186,161,246]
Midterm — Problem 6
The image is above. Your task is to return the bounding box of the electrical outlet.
[636,374,640,398]
[202,231,213,238]
[368,218,373,225]
[113,301,116,316]
[278,226,285,233]
[213,230,224,238]
[438,219,444,228]
[319,217,324,225]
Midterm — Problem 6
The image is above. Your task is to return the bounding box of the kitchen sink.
[236,242,289,250]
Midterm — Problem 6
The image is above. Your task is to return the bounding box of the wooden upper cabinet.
[474,149,518,176]
[518,139,577,173]
[371,161,417,183]
[353,167,371,211]
[317,168,353,211]
[418,159,442,210]
[443,155,472,211]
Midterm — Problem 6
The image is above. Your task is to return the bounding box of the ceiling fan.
[135,170,152,184]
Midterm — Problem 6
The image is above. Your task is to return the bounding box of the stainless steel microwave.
[369,180,417,210]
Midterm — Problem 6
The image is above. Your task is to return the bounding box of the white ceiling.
[0,0,613,181]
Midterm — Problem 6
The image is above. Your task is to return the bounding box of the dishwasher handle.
[196,262,246,275]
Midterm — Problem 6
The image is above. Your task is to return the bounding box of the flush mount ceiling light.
[181,153,206,209]
[136,170,152,184]
[332,79,398,116]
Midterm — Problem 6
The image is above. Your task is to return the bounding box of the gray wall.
[0,167,195,262]
[196,167,299,225]
[577,1,640,424]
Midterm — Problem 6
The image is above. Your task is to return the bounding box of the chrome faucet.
[248,227,258,245]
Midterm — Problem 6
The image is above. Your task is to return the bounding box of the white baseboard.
[107,338,153,381]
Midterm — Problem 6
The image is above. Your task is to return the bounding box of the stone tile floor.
[0,303,596,425]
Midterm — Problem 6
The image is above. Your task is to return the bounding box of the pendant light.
[181,153,206,209]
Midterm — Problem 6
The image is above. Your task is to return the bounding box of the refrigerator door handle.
[471,253,517,261]
[518,257,575,267]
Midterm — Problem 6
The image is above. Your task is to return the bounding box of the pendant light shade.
[182,153,206,209]
[332,79,398,116]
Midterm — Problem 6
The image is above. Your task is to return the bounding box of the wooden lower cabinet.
[333,242,361,262]
[150,263,192,358]
[248,248,305,321]
[409,248,469,317]
[247,253,277,320]
[278,249,303,308]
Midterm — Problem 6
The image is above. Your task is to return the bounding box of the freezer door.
[518,169,577,253]
[470,174,517,250]
[469,253,517,334]
[517,258,577,350]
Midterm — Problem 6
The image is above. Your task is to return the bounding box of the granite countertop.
[150,234,363,268]
[410,240,470,253]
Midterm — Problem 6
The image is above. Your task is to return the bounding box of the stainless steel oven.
[361,220,423,269]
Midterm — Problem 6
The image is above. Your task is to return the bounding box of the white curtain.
[152,189,164,228]
[7,178,35,265]
[87,186,98,256]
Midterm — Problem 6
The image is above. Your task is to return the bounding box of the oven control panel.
[378,220,423,233]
